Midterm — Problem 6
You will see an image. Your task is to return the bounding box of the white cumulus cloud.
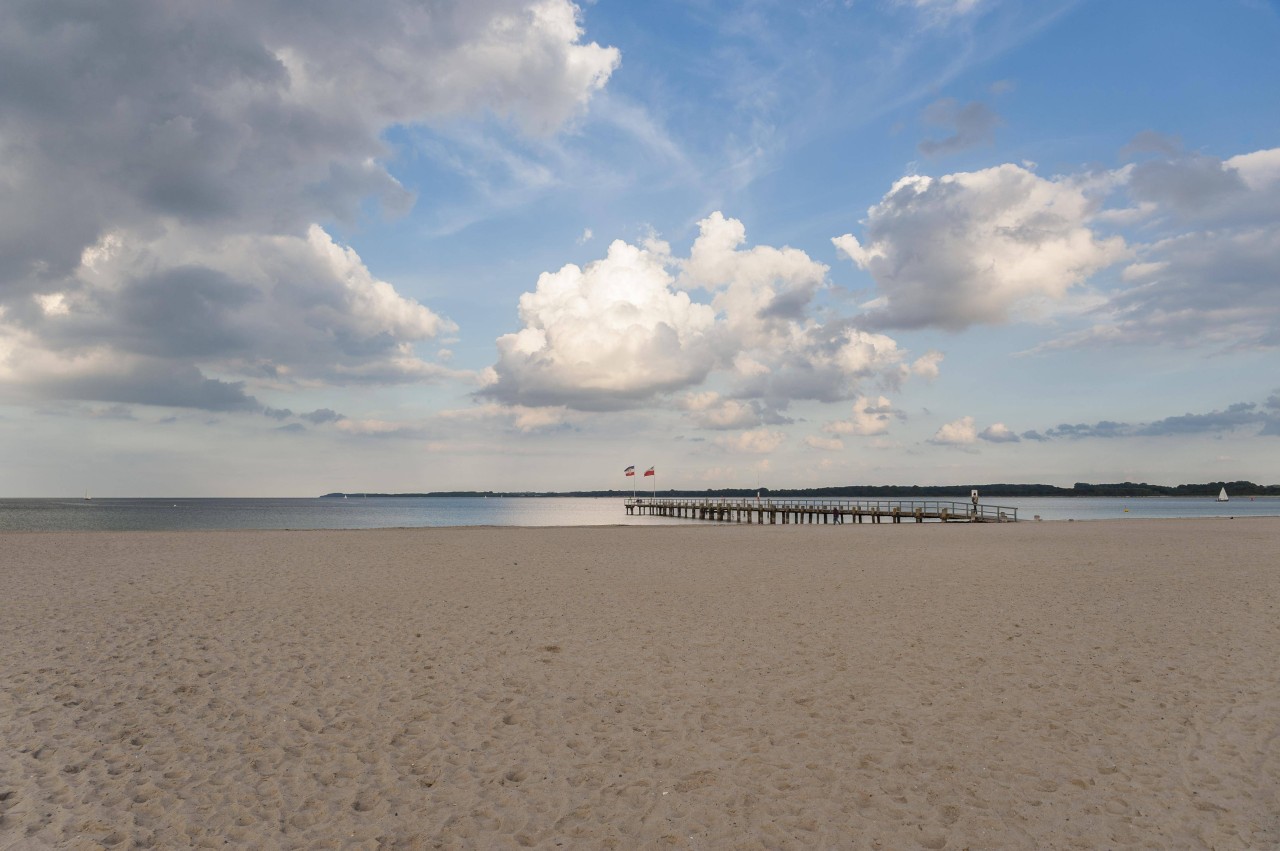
[911,350,944,380]
[714,429,786,454]
[487,238,717,410]
[1,226,472,411]
[489,213,934,412]
[682,211,827,350]
[979,422,1020,443]
[834,164,1127,331]
[822,395,902,437]
[17,226,457,385]
[681,391,761,430]
[930,416,978,445]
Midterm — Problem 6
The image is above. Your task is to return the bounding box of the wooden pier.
[625,497,1017,524]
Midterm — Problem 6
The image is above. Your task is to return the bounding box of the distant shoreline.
[322,480,1280,500]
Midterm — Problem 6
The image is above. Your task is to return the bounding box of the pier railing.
[624,496,1017,524]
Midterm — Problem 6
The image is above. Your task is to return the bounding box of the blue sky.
[1,0,1278,496]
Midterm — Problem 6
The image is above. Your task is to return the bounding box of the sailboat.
[84,490,91,501]
[1217,487,1229,502]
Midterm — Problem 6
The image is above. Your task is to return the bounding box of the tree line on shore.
[323,481,1280,499]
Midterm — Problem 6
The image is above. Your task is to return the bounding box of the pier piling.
[624,497,1017,524]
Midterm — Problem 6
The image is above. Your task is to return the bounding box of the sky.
[2,0,1279,496]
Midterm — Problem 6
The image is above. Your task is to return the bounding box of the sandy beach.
[2,518,1277,849]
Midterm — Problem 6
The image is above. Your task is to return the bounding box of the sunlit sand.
[3,519,1277,847]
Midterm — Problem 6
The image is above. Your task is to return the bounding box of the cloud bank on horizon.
[1,0,1277,494]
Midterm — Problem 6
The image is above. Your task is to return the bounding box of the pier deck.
[625,497,1017,524]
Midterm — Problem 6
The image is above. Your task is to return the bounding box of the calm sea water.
[0,495,1276,532]
[0,497,689,532]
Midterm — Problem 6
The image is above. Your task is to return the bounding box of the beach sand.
[2,519,1278,849]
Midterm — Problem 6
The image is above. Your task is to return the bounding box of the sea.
[0,495,1277,532]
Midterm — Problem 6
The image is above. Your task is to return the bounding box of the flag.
[643,467,655,477]
[624,465,635,476]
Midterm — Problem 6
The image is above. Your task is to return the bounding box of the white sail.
[1217,487,1229,502]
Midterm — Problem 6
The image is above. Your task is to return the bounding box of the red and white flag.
[643,467,655,477]
[624,465,635,477]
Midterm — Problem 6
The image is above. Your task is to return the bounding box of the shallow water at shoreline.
[1,494,1277,532]
[0,496,687,532]
[986,495,1280,522]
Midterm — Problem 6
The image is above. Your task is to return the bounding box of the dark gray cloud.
[0,0,617,302]
[300,408,345,425]
[0,0,617,409]
[1045,420,1129,439]
[34,403,138,420]
[1020,429,1048,441]
[1041,147,1280,352]
[25,233,460,386]
[918,99,1001,157]
[1128,155,1249,215]
[266,405,345,425]
[1120,130,1182,160]
[1,0,378,298]
[1125,151,1280,228]
[1071,226,1280,350]
[36,362,262,413]
[1135,402,1271,436]
[89,405,137,421]
[61,266,260,360]
[757,287,818,321]
[1035,398,1278,440]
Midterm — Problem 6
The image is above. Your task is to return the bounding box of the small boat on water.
[1217,487,1229,502]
